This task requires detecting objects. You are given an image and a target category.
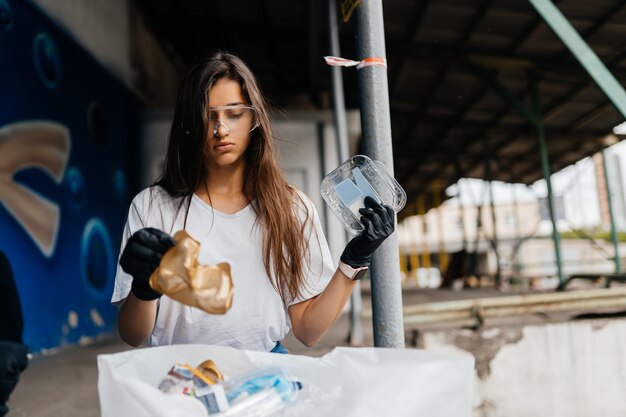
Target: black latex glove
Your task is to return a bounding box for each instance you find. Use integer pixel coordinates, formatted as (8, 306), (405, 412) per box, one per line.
(340, 196), (395, 268)
(119, 228), (176, 301)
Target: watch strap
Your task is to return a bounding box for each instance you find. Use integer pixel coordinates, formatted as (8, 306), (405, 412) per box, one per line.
(338, 260), (368, 281)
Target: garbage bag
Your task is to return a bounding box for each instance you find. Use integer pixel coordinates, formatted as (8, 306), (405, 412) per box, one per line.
(98, 344), (474, 417)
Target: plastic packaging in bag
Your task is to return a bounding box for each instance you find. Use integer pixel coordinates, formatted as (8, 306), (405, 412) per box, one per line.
(158, 362), (301, 416)
(98, 345), (474, 417)
(321, 155), (406, 235)
(158, 363), (228, 414)
(219, 366), (302, 416)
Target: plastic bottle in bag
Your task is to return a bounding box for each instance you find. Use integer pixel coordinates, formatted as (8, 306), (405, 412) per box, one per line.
(217, 366), (302, 416)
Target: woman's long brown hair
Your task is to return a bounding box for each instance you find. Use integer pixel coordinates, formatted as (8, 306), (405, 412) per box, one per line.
(156, 52), (310, 303)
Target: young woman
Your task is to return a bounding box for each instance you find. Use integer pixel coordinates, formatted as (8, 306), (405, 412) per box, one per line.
(112, 52), (395, 353)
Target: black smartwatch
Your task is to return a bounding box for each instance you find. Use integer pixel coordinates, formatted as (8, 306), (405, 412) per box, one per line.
(338, 260), (369, 281)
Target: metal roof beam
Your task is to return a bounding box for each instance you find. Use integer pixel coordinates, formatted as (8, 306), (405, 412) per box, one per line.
(568, 101), (614, 131)
(502, 138), (589, 184)
(529, 0), (626, 119)
(420, 0), (626, 188)
(397, 85), (489, 187)
(399, 3), (565, 200)
(386, 42), (626, 80)
(467, 62), (539, 127)
(388, 1), (430, 96)
(396, 0), (493, 184)
(462, 3), (626, 177)
(507, 0), (562, 52)
(576, 0), (626, 42)
(449, 36), (626, 189)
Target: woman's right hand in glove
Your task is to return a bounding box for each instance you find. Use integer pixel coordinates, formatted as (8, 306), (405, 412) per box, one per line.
(119, 228), (176, 301)
(340, 196), (395, 268)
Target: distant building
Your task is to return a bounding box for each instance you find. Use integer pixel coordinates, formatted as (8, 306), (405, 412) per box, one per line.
(398, 178), (626, 285)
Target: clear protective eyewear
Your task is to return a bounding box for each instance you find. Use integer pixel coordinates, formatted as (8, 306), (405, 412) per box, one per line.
(208, 105), (259, 137)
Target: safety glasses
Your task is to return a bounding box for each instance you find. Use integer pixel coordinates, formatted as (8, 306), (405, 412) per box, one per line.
(208, 105), (259, 137)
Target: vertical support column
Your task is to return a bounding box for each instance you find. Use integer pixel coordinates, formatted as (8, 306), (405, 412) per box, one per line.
(532, 76), (565, 287)
(511, 184), (524, 278)
(410, 201), (421, 284)
(457, 182), (469, 287)
(458, 179), (468, 251)
(600, 144), (622, 285)
(328, 0), (363, 345)
(328, 0), (349, 162)
(489, 180), (501, 286)
(308, 0), (321, 107)
(418, 196), (431, 269)
(433, 181), (448, 274)
(469, 204), (482, 280)
(484, 139), (501, 286)
(356, 0), (404, 348)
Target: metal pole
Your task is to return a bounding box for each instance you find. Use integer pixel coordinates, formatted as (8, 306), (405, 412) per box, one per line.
(329, 0), (350, 161)
(356, 0), (405, 348)
(410, 201), (421, 284)
(600, 145), (621, 283)
(418, 197), (431, 269)
(328, 0), (363, 346)
(469, 199), (483, 279)
(511, 184), (524, 278)
(459, 179), (468, 251)
(488, 179), (501, 286)
(484, 139), (501, 287)
(308, 0), (321, 107)
(433, 181), (448, 273)
(512, 185), (522, 247)
(532, 76), (565, 287)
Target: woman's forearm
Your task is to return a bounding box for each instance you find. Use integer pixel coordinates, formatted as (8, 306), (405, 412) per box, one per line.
(289, 269), (357, 346)
(117, 293), (158, 347)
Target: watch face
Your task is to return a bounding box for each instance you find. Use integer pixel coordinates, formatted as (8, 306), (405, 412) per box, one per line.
(353, 268), (368, 281)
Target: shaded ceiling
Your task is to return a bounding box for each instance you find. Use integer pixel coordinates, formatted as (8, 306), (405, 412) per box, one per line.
(133, 0), (626, 217)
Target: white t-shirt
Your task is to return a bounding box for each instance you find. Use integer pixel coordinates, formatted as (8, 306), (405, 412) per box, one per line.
(111, 186), (335, 351)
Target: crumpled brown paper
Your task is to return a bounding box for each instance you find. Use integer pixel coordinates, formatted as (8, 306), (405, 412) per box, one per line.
(149, 231), (234, 314)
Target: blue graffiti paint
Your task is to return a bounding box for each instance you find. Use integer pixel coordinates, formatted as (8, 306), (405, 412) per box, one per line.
(63, 167), (85, 209)
(80, 219), (114, 301)
(0, 0), (13, 30)
(113, 169), (127, 201)
(1, 1), (139, 352)
(33, 32), (61, 89)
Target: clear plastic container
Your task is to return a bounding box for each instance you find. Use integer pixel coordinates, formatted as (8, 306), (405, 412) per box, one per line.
(321, 155), (406, 235)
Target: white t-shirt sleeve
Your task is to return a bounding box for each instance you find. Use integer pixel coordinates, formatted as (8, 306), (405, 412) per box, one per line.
(287, 192), (336, 306)
(111, 190), (152, 305)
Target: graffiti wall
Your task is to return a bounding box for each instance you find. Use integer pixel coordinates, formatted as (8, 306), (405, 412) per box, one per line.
(0, 0), (138, 351)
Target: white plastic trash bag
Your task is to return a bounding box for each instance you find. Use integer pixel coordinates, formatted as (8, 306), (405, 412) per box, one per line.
(98, 344), (474, 417)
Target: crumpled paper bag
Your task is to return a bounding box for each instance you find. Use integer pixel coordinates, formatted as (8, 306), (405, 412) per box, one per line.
(150, 231), (234, 314)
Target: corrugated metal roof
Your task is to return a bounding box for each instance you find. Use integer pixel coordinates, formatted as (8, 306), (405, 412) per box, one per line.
(134, 0), (626, 216)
